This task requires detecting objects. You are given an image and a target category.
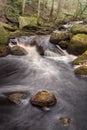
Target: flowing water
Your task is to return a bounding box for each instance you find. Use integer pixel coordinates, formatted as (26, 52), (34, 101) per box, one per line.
(0, 35), (87, 130)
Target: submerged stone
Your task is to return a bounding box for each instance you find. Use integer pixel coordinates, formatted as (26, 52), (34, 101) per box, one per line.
(68, 34), (87, 55)
(74, 66), (87, 75)
(30, 91), (57, 108)
(60, 117), (71, 126)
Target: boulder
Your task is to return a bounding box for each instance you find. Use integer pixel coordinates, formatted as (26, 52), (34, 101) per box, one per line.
(10, 45), (26, 56)
(50, 31), (71, 44)
(71, 24), (87, 34)
(68, 34), (87, 55)
(30, 91), (57, 108)
(0, 45), (9, 57)
(60, 117), (71, 126)
(19, 16), (37, 30)
(0, 24), (9, 44)
(72, 51), (87, 65)
(59, 40), (69, 49)
(8, 92), (27, 104)
(74, 66), (87, 75)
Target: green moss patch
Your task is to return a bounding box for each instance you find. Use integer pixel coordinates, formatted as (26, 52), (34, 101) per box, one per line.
(74, 66), (87, 75)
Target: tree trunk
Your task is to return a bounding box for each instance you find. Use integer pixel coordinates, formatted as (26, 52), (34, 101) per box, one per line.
(37, 0), (41, 25)
(22, 0), (26, 15)
(49, 0), (54, 20)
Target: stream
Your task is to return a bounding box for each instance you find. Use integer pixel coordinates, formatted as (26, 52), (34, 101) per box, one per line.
(0, 34), (87, 130)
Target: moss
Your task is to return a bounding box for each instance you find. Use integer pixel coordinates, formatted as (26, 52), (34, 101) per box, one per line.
(30, 91), (57, 107)
(19, 16), (37, 30)
(59, 41), (69, 49)
(68, 34), (87, 55)
(0, 24), (9, 45)
(74, 66), (87, 75)
(72, 51), (87, 65)
(71, 24), (87, 34)
(50, 31), (71, 44)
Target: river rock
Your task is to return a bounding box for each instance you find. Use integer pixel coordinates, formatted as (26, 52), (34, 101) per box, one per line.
(71, 24), (87, 34)
(0, 24), (9, 44)
(8, 92), (27, 104)
(60, 117), (71, 126)
(30, 91), (57, 107)
(58, 40), (69, 49)
(68, 34), (87, 55)
(72, 51), (87, 65)
(19, 16), (37, 30)
(10, 45), (26, 56)
(50, 31), (71, 44)
(74, 66), (87, 75)
(0, 45), (9, 57)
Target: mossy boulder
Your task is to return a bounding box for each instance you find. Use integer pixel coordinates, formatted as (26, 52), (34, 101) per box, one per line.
(0, 22), (17, 32)
(8, 92), (27, 104)
(71, 24), (87, 34)
(74, 66), (87, 75)
(0, 45), (9, 57)
(59, 41), (69, 49)
(10, 45), (26, 56)
(68, 34), (87, 55)
(30, 91), (57, 108)
(0, 24), (9, 44)
(19, 16), (37, 30)
(50, 31), (71, 44)
(72, 51), (87, 65)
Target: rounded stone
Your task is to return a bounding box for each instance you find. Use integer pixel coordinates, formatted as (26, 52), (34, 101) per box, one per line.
(8, 92), (27, 104)
(30, 91), (57, 107)
(60, 117), (71, 126)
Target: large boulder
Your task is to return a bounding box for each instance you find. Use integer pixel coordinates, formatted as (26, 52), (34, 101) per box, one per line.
(0, 24), (9, 44)
(0, 45), (9, 57)
(74, 66), (87, 75)
(68, 34), (87, 55)
(30, 91), (57, 108)
(71, 24), (87, 34)
(50, 31), (71, 44)
(19, 16), (37, 30)
(10, 45), (26, 56)
(72, 51), (87, 65)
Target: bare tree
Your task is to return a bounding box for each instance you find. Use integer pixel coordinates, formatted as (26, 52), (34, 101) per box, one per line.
(37, 0), (41, 25)
(49, 0), (55, 20)
(22, 0), (26, 15)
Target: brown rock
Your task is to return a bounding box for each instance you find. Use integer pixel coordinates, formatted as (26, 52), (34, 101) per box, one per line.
(30, 91), (57, 107)
(60, 117), (71, 126)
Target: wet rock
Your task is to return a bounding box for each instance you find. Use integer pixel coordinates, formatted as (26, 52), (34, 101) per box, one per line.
(19, 16), (37, 30)
(0, 24), (9, 44)
(71, 24), (87, 34)
(30, 91), (57, 108)
(68, 34), (87, 55)
(72, 51), (87, 65)
(50, 31), (71, 44)
(59, 40), (69, 49)
(10, 45), (26, 56)
(60, 117), (71, 126)
(0, 45), (9, 57)
(74, 66), (87, 75)
(8, 92), (27, 104)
